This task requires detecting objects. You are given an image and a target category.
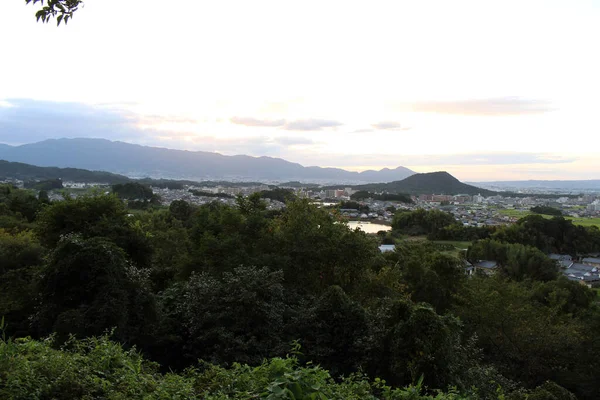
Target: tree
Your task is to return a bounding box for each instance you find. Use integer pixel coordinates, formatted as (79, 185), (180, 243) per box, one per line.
(468, 239), (558, 281)
(391, 209), (455, 237)
(273, 199), (380, 293)
(34, 236), (157, 344)
(169, 199), (194, 222)
(182, 266), (287, 365)
(454, 276), (599, 397)
(295, 286), (370, 376)
(35, 194), (153, 267)
(531, 205), (563, 216)
(26, 0), (82, 25)
(391, 241), (467, 313)
(366, 298), (478, 391)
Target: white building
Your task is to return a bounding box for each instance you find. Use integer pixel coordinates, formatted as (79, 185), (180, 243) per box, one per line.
(473, 194), (484, 203)
(587, 200), (600, 212)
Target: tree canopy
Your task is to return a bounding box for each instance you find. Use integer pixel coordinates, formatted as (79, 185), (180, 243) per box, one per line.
(26, 0), (82, 25)
(0, 192), (598, 399)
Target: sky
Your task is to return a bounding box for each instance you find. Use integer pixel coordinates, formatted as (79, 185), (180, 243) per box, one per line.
(1, 0), (600, 181)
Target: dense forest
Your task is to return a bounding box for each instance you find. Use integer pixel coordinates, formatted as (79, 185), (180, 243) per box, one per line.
(1, 184), (600, 399)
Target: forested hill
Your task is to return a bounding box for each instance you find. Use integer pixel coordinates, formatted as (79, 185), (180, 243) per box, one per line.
(352, 171), (496, 196)
(0, 160), (131, 184)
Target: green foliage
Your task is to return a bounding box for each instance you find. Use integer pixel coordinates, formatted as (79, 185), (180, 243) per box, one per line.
(273, 200), (380, 293)
(35, 194), (153, 267)
(353, 171), (496, 196)
(432, 224), (495, 242)
(340, 200), (370, 213)
(295, 286), (370, 377)
(0, 229), (45, 274)
(169, 199), (195, 221)
(492, 214), (600, 255)
(0, 185), (41, 223)
(0, 230), (44, 335)
(387, 242), (467, 312)
(112, 182), (159, 209)
(260, 188), (297, 203)
(0, 334), (475, 399)
(26, 0), (82, 25)
(0, 184), (598, 399)
(0, 160), (130, 183)
(351, 191), (413, 203)
(392, 209), (456, 237)
(182, 266), (288, 365)
(34, 236), (157, 344)
(189, 189), (234, 198)
(467, 239), (558, 281)
(530, 205), (563, 216)
(454, 276), (599, 398)
(24, 178), (63, 191)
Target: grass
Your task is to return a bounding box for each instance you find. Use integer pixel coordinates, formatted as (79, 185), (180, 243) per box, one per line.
(433, 240), (472, 250)
(498, 209), (600, 228)
(569, 217), (600, 228)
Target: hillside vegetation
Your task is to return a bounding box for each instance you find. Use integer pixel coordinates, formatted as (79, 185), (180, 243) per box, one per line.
(0, 160), (130, 184)
(1, 185), (599, 399)
(353, 172), (496, 196)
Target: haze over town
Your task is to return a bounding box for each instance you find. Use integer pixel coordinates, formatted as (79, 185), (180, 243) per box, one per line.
(2, 0), (600, 181)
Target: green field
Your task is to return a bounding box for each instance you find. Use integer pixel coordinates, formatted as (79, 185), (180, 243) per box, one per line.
(498, 209), (600, 228)
(433, 240), (472, 249)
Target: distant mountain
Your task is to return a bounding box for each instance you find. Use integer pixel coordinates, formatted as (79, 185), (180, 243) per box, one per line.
(470, 180), (600, 192)
(0, 138), (415, 184)
(0, 160), (131, 184)
(352, 171), (496, 196)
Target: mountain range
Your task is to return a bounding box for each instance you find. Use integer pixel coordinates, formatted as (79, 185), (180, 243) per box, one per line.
(0, 138), (415, 184)
(1, 158), (494, 197)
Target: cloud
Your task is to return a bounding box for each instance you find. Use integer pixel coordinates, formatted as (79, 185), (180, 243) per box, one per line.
(230, 116), (285, 127)
(230, 116), (343, 131)
(284, 118), (342, 131)
(292, 152), (577, 168)
(402, 97), (556, 116)
(371, 121), (412, 131)
(372, 121), (402, 130)
(273, 136), (315, 146)
(0, 98), (152, 144)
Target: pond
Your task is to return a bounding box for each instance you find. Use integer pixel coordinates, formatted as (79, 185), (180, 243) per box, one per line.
(347, 221), (391, 233)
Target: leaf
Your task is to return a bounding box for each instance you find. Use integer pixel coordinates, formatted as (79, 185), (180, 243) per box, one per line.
(57, 15), (63, 26)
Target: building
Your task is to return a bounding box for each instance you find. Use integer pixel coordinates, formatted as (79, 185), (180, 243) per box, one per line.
(473, 260), (498, 275)
(379, 244), (395, 253)
(582, 257), (600, 267)
(587, 200), (600, 212)
(324, 189), (337, 199)
(473, 194), (484, 203)
(549, 254), (574, 269)
(563, 263), (600, 288)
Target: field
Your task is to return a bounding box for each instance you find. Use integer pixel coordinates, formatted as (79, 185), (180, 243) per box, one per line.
(433, 240), (472, 250)
(498, 209), (600, 228)
(398, 236), (471, 257)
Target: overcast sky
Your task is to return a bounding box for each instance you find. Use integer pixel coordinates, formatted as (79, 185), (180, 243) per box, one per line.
(2, 0), (599, 181)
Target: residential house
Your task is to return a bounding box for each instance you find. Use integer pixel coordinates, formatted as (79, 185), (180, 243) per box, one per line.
(549, 254), (574, 269)
(562, 263), (600, 288)
(582, 257), (600, 267)
(473, 260), (498, 275)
